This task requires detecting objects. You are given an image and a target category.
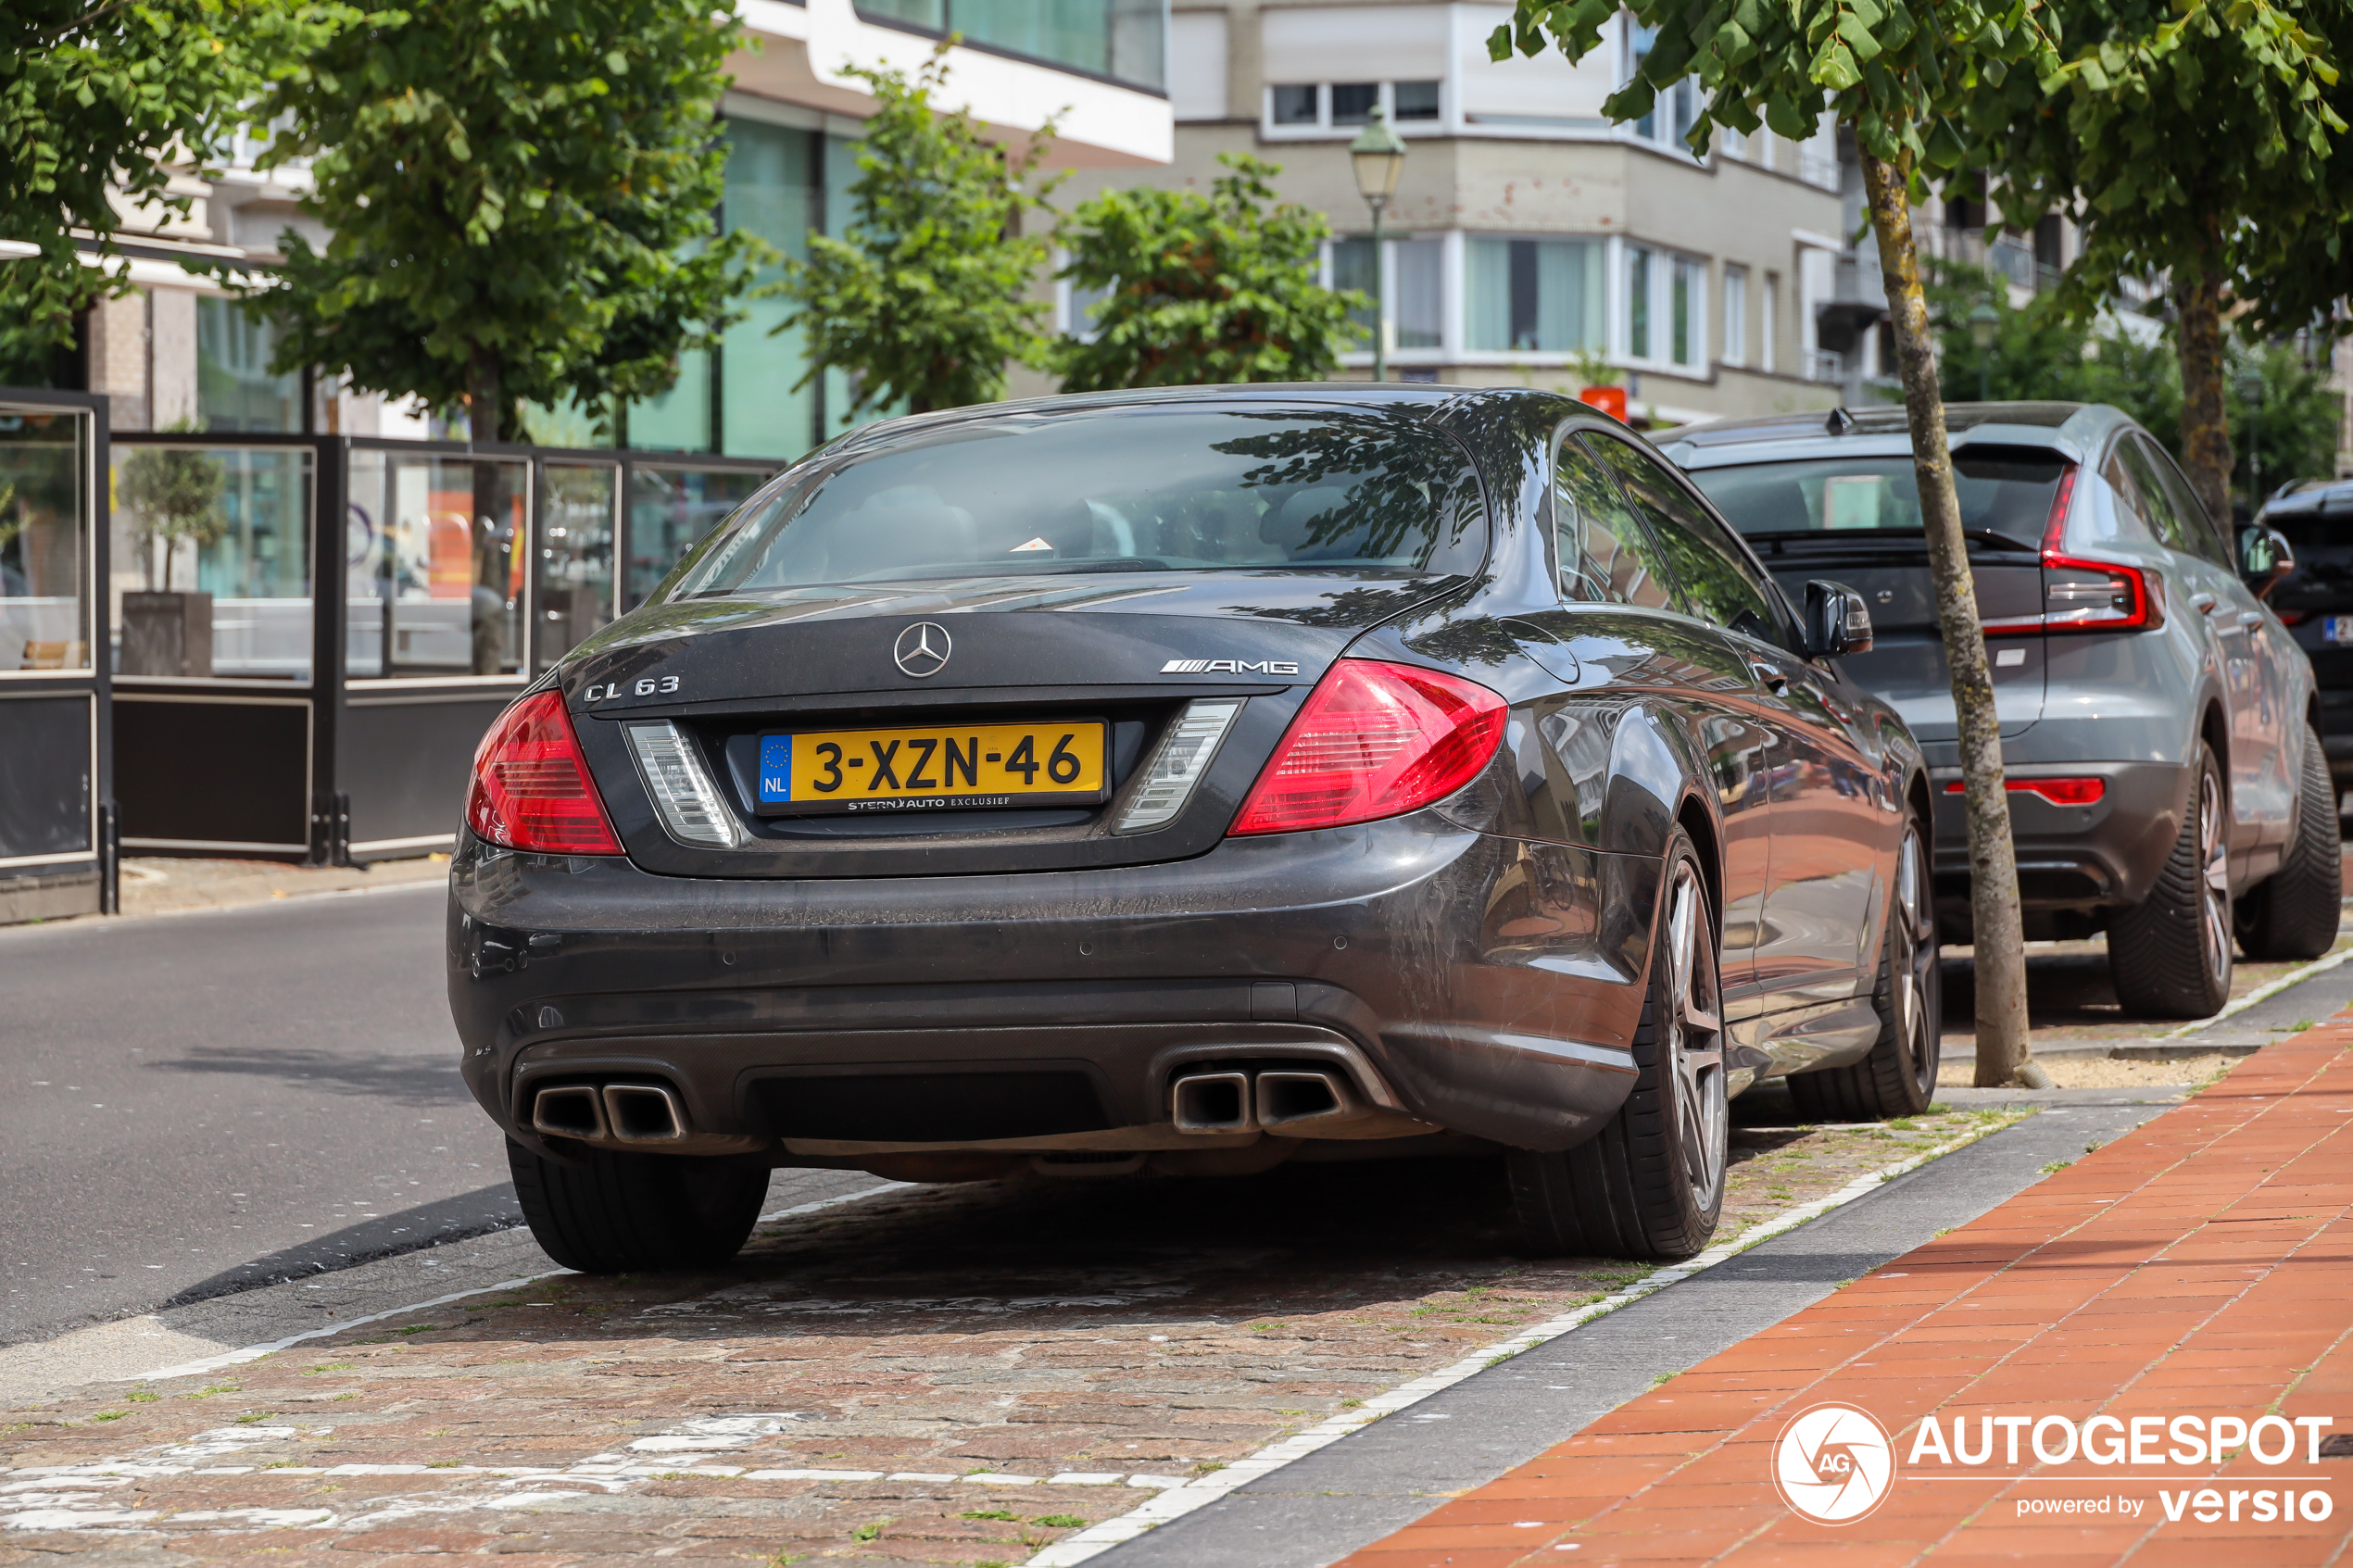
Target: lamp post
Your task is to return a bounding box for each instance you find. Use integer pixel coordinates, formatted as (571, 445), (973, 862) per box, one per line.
(1349, 106), (1407, 382)
(1969, 301), (1999, 404)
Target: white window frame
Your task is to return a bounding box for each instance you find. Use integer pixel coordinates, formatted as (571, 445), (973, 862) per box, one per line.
(1327, 231), (1453, 370)
(1761, 270), (1780, 373)
(1261, 78), (1449, 141)
(1621, 243), (1709, 374)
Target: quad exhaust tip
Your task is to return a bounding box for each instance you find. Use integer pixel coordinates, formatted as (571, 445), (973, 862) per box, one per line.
(531, 1082), (687, 1145)
(1170, 1066), (1360, 1134)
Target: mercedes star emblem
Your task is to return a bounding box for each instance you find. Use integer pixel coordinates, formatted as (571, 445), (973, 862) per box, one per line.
(893, 621), (952, 678)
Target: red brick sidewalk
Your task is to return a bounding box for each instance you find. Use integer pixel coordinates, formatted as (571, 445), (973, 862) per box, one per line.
(1338, 1028), (2353, 1566)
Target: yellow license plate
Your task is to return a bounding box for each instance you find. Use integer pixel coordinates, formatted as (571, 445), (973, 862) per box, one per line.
(755, 720), (1110, 816)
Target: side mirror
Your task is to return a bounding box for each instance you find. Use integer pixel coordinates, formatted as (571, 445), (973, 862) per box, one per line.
(2240, 525), (2296, 599)
(1806, 580), (1873, 658)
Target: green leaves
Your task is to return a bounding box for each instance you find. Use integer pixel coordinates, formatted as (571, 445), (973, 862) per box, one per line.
(768, 42), (1061, 420)
(1049, 153), (1363, 393)
(243, 0), (756, 437)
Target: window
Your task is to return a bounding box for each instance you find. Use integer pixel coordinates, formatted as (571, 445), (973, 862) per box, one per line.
(668, 408), (1489, 598)
(1628, 246), (1654, 359)
(1691, 451), (2070, 549)
(1331, 236), (1443, 351)
(1587, 433), (1791, 648)
(860, 0), (1166, 90)
(1466, 237), (1606, 353)
(720, 119), (821, 460)
(1393, 80), (1441, 120)
(1331, 82), (1380, 124)
(110, 443), (314, 679)
(1721, 265), (1747, 367)
(1271, 83), (1319, 124)
(2, 410), (89, 673)
(1626, 25), (1699, 149)
(197, 298), (303, 433)
(2135, 434), (2232, 567)
(1554, 432), (1677, 609)
(535, 463), (618, 671)
(346, 451), (526, 679)
(1761, 272), (1779, 372)
(1670, 257), (1703, 368)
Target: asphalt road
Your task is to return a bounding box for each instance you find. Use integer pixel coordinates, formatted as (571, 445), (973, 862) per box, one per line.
(0, 882), (514, 1348)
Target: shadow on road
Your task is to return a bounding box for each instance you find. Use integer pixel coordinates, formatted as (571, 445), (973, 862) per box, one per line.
(146, 1044), (475, 1107)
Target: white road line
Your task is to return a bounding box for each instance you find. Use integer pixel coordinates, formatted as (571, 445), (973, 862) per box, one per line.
(1023, 1116), (2021, 1567)
(118, 1183), (905, 1386)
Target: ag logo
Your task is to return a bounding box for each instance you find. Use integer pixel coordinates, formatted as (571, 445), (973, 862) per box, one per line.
(1771, 1403), (1894, 1524)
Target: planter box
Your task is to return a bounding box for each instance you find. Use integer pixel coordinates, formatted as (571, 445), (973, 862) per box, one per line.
(120, 590), (213, 677)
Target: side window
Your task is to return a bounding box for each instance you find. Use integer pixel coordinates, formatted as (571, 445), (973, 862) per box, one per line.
(1584, 433), (1794, 650)
(2098, 445), (2158, 543)
(2137, 434), (2233, 569)
(1553, 431), (1679, 610)
(2114, 438), (2190, 554)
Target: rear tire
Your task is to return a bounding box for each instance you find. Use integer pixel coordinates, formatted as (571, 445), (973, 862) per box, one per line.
(2109, 741), (2233, 1019)
(2236, 722), (2342, 961)
(508, 1137), (767, 1274)
(1508, 831), (1726, 1261)
(1789, 809), (1940, 1122)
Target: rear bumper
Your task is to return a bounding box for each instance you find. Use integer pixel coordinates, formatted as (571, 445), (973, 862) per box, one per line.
(1927, 759), (2190, 918)
(446, 813), (1661, 1161)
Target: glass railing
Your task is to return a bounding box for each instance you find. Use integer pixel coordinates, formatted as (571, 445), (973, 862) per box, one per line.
(857, 0), (1165, 90)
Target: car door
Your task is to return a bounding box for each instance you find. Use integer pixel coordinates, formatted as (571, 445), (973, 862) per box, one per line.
(1586, 432), (1884, 1008)
(2139, 433), (2298, 841)
(2119, 434), (2290, 845)
(1543, 430), (1777, 1010)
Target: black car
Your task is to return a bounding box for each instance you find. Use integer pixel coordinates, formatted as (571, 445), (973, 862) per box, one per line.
(2256, 477), (2353, 815)
(447, 386), (1934, 1273)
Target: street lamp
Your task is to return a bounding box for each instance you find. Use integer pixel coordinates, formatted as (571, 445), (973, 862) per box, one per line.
(1349, 105), (1407, 382)
(1968, 301), (1999, 403)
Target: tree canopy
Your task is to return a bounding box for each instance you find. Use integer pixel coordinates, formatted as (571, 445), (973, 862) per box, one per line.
(0, 0), (355, 383)
(1965, 0), (2342, 521)
(244, 0), (757, 441)
(1051, 155), (1362, 392)
(773, 43), (1061, 421)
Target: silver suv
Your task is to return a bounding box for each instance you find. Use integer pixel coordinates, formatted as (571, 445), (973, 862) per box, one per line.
(1663, 403), (2339, 1019)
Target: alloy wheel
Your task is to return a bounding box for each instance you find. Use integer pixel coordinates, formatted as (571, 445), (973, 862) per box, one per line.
(1663, 859), (1728, 1212)
(1893, 823), (1939, 1095)
(2197, 766), (2231, 988)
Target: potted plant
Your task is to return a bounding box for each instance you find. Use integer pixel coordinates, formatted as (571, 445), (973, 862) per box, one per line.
(118, 423), (228, 677)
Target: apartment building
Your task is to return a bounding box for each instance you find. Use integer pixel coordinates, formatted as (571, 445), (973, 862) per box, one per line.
(1054, 0), (1875, 424)
(61, 0), (1174, 458)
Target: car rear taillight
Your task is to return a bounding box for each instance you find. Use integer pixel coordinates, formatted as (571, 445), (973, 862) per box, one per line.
(1229, 659), (1507, 836)
(1981, 465), (2166, 636)
(466, 691), (624, 854)
(1944, 777), (2106, 806)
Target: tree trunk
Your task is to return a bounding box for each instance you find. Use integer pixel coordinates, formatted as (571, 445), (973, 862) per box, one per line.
(1859, 149), (2038, 1089)
(2174, 264), (2233, 525)
(468, 351), (502, 445)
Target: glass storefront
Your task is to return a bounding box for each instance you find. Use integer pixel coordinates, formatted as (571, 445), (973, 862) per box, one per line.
(535, 462), (619, 667)
(626, 464), (767, 610)
(0, 409), (88, 673)
(346, 451), (529, 678)
(107, 443), (313, 679)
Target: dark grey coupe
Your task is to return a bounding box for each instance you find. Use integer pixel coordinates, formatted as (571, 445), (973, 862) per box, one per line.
(447, 386), (1934, 1273)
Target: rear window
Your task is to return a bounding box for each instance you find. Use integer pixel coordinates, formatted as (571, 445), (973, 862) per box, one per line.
(663, 408), (1486, 598)
(1687, 448), (2070, 548)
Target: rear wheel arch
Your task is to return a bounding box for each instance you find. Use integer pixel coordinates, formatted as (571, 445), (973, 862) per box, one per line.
(1675, 794), (1724, 926)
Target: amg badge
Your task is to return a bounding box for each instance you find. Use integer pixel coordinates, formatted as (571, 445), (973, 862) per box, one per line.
(1162, 659), (1301, 675)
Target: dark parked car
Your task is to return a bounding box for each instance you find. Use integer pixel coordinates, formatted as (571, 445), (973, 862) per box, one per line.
(2254, 477), (2353, 811)
(1663, 403), (2339, 1021)
(448, 386), (1934, 1272)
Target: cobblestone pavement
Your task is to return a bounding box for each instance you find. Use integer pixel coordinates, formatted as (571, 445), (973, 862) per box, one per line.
(0, 1105), (2020, 1565)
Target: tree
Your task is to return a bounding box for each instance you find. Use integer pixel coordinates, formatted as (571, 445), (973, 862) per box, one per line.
(0, 0), (355, 383)
(1930, 267), (2341, 511)
(773, 42), (1061, 421)
(118, 424), (228, 593)
(1051, 154), (1362, 391)
(1969, 0), (2341, 523)
(244, 0), (760, 442)
(1494, 0), (2058, 1084)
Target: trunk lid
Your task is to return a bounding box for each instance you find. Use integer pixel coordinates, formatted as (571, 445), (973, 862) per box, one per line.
(557, 568), (1466, 879)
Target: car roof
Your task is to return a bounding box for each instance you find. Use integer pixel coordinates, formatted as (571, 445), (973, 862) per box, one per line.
(1659, 401), (2136, 470)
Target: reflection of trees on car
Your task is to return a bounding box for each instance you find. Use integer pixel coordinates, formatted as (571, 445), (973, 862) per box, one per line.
(1224, 583), (1465, 630)
(1212, 413), (1481, 565)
